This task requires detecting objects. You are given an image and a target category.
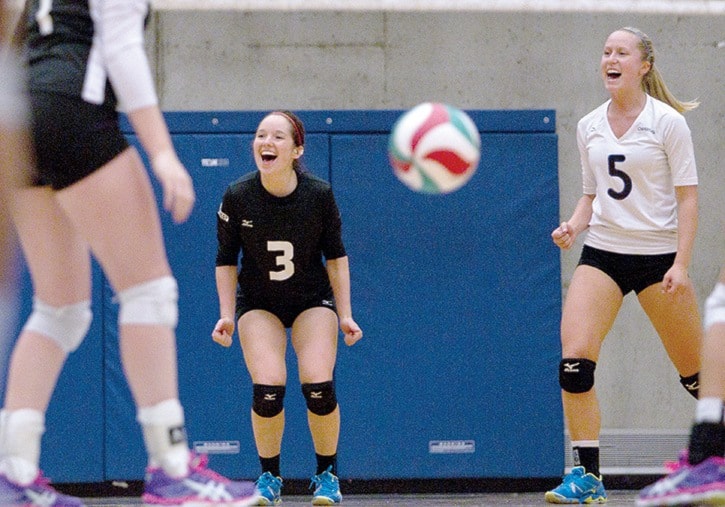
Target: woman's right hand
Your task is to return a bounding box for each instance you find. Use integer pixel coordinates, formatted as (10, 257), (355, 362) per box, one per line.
(551, 221), (576, 250)
(212, 317), (235, 347)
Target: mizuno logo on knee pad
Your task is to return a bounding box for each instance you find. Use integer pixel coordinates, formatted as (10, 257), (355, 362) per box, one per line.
(559, 358), (596, 393)
(302, 381), (337, 415)
(563, 361), (582, 373)
(253, 384), (286, 417)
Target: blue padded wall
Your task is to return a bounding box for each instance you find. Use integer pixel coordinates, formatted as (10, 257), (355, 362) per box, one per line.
(11, 109), (562, 483)
(332, 130), (561, 478)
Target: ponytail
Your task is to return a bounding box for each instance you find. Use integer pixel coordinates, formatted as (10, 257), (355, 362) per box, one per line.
(621, 27), (699, 113)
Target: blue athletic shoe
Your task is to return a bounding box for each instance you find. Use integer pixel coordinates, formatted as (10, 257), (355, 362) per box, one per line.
(254, 472), (282, 505)
(0, 471), (85, 506)
(310, 466), (342, 505)
(545, 466), (607, 504)
(636, 455), (725, 506)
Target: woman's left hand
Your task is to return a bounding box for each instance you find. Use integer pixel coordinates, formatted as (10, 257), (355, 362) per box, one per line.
(340, 317), (363, 346)
(212, 317), (235, 347)
(152, 150), (196, 224)
(662, 264), (689, 294)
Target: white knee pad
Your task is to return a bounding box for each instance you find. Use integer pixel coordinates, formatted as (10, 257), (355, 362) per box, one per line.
(23, 298), (92, 353)
(704, 283), (725, 330)
(117, 276), (178, 328)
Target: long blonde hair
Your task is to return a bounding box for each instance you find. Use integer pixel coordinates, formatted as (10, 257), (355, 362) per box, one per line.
(620, 27), (699, 113)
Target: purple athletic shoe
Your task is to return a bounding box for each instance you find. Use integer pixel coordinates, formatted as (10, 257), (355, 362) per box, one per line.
(637, 455), (725, 506)
(142, 453), (260, 507)
(0, 472), (85, 506)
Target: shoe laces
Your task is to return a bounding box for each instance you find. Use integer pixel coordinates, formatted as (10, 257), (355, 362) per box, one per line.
(664, 449), (690, 474)
(564, 467), (585, 482)
(310, 466), (337, 493)
(188, 452), (229, 484)
(256, 472), (281, 490)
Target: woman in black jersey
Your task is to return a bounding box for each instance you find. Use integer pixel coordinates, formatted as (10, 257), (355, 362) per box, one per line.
(213, 110), (363, 506)
(0, 1), (257, 506)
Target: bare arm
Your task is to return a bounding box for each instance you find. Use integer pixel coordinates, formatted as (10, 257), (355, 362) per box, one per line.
(661, 185), (698, 293)
(126, 106), (195, 224)
(211, 265), (238, 347)
(673, 185), (698, 269)
(92, 0), (194, 224)
(326, 256), (363, 346)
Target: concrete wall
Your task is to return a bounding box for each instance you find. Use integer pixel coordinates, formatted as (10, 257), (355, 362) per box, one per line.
(147, 10), (724, 433)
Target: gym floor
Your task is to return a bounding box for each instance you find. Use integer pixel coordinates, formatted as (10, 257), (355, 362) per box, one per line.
(65, 475), (656, 506)
(83, 491), (641, 506)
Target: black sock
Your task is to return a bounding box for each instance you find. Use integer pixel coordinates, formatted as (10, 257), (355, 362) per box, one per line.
(574, 446), (600, 477)
(260, 455), (281, 477)
(316, 453), (337, 476)
(680, 373), (700, 399)
(688, 422), (725, 465)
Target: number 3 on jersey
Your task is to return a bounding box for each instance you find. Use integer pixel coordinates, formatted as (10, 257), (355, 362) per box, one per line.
(268, 241), (294, 281)
(607, 154), (632, 200)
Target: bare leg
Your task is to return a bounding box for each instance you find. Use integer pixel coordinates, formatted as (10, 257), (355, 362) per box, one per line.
(239, 310), (288, 460)
(55, 148), (179, 406)
(560, 266), (622, 441)
(5, 187), (91, 412)
(638, 280), (701, 379)
(292, 307), (339, 458)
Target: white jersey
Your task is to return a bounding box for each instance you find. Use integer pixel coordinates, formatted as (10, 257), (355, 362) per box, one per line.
(577, 95), (698, 255)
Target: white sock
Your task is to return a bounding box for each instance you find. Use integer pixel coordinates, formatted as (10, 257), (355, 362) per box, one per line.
(694, 397), (724, 424)
(137, 399), (189, 478)
(0, 409), (45, 485)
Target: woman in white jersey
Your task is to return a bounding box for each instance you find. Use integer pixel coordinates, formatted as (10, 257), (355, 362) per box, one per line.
(545, 27), (702, 504)
(0, 1), (258, 506)
(638, 249), (725, 506)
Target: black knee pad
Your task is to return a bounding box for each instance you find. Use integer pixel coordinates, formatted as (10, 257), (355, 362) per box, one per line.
(301, 381), (338, 416)
(679, 373), (700, 399)
(559, 358), (596, 393)
(252, 384), (286, 418)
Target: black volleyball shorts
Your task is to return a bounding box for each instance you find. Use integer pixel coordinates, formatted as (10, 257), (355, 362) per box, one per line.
(30, 91), (129, 190)
(578, 245), (676, 295)
(236, 289), (337, 328)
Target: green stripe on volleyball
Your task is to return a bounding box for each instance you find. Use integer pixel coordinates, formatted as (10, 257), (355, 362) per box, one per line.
(388, 102), (481, 194)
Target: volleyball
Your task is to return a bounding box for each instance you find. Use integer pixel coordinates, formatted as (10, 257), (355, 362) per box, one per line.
(388, 102), (481, 194)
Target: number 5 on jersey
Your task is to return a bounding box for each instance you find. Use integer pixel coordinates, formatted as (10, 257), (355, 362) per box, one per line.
(607, 154), (632, 200)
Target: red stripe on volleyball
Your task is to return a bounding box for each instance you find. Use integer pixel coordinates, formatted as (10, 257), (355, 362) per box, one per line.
(389, 157), (412, 173)
(410, 103), (449, 152)
(425, 150), (470, 174)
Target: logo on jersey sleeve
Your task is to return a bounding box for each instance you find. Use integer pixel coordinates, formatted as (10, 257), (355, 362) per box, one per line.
(217, 203), (229, 223)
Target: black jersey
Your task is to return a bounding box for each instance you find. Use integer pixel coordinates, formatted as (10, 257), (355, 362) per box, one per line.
(216, 171), (347, 305)
(23, 0), (151, 110)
